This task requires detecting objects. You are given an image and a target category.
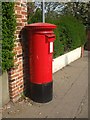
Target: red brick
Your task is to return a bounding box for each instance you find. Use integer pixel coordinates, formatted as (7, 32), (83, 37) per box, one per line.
(19, 89), (23, 94)
(11, 87), (19, 93)
(9, 85), (16, 89)
(16, 46), (22, 50)
(15, 0), (21, 3)
(9, 1), (27, 102)
(17, 50), (22, 54)
(18, 70), (23, 75)
(19, 57), (23, 61)
(15, 30), (20, 34)
(17, 82), (23, 87)
(11, 93), (19, 99)
(22, 23), (26, 26)
(17, 23), (23, 26)
(17, 19), (22, 23)
(18, 61), (22, 64)
(21, 11), (27, 15)
(18, 75), (23, 79)
(10, 81), (17, 86)
(22, 19), (27, 22)
(16, 14), (22, 18)
(19, 65), (23, 70)
(22, 15), (26, 19)
(15, 6), (21, 11)
(15, 2), (21, 6)
(18, 42), (22, 46)
(11, 73), (19, 78)
(22, 7), (26, 11)
(16, 26), (22, 30)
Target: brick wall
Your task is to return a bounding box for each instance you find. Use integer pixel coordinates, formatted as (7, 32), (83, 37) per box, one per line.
(8, 1), (29, 102)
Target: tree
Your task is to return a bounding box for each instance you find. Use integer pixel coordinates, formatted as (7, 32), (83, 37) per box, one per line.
(27, 2), (64, 23)
(63, 2), (89, 26)
(27, 2), (36, 23)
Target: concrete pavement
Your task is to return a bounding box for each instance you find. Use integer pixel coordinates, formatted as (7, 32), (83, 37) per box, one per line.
(2, 51), (88, 119)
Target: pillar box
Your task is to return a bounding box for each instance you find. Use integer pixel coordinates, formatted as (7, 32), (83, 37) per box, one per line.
(26, 23), (57, 103)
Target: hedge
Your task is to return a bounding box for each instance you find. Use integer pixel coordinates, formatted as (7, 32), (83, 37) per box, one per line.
(46, 15), (86, 58)
(2, 2), (16, 72)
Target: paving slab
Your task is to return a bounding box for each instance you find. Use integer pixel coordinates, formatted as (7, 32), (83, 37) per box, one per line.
(2, 51), (88, 119)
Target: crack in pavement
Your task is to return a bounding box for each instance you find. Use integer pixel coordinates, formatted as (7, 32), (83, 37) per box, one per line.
(73, 88), (88, 119)
(60, 65), (87, 101)
(49, 64), (87, 116)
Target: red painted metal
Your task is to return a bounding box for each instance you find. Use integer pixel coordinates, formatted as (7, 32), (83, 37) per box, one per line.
(26, 23), (56, 84)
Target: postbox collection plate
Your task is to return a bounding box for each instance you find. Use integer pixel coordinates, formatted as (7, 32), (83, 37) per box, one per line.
(50, 42), (53, 53)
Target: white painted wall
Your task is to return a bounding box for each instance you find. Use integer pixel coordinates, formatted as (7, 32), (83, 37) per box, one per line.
(53, 47), (81, 73)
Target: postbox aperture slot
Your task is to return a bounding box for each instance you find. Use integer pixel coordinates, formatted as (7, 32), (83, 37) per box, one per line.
(45, 34), (55, 42)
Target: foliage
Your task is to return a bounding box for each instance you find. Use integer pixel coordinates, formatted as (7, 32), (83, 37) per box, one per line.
(28, 2), (89, 27)
(64, 2), (89, 27)
(27, 2), (64, 24)
(27, 2), (36, 23)
(28, 3), (86, 58)
(2, 2), (16, 72)
(28, 8), (42, 23)
(46, 15), (86, 58)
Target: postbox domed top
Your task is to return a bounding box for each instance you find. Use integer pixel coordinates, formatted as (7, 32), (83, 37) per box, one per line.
(25, 23), (56, 30)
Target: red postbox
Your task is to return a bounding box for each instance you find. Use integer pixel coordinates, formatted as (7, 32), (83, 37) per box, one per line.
(26, 23), (56, 103)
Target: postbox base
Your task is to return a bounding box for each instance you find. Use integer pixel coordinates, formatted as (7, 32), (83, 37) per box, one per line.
(30, 81), (53, 103)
